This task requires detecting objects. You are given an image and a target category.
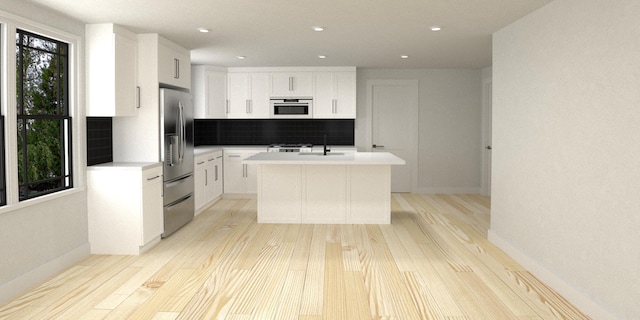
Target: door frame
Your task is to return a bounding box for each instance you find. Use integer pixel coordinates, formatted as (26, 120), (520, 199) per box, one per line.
(365, 79), (419, 193)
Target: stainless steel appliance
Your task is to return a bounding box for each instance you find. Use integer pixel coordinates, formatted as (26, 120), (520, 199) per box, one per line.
(267, 143), (313, 153)
(270, 98), (313, 118)
(160, 88), (194, 238)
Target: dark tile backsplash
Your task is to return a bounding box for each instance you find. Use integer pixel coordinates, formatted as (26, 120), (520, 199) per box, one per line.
(86, 118), (353, 165)
(86, 117), (113, 166)
(194, 119), (354, 146)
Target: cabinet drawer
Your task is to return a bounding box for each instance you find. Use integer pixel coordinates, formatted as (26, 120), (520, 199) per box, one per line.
(142, 166), (163, 187)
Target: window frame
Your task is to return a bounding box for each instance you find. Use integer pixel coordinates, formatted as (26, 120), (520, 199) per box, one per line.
(15, 29), (73, 201)
(0, 11), (83, 211)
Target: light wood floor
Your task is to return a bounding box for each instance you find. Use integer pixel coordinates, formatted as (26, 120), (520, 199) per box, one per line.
(0, 194), (590, 319)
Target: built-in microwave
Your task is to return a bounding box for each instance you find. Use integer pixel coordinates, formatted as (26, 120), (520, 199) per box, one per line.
(270, 98), (313, 118)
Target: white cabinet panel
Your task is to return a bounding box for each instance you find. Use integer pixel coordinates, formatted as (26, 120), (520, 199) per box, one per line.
(271, 72), (313, 97)
(257, 164), (302, 223)
(313, 71), (356, 119)
(223, 149), (261, 194)
(227, 73), (270, 118)
(88, 164), (163, 255)
(158, 38), (191, 89)
(86, 23), (138, 117)
(195, 150), (223, 212)
(192, 66), (227, 119)
(304, 165), (347, 223)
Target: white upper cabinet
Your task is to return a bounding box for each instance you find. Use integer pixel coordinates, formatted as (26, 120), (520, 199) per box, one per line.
(313, 71), (356, 118)
(86, 23), (138, 117)
(271, 72), (313, 97)
(158, 37), (191, 89)
(227, 72), (270, 118)
(192, 65), (227, 119)
(191, 67), (356, 119)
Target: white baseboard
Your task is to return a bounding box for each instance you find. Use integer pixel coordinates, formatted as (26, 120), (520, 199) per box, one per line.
(0, 243), (90, 305)
(414, 187), (482, 194)
(488, 230), (614, 320)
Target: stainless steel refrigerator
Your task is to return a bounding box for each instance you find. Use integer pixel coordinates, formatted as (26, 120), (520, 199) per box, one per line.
(160, 88), (194, 238)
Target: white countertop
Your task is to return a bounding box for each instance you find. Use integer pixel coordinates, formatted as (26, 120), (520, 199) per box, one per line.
(242, 152), (405, 165)
(87, 162), (162, 171)
(194, 146), (224, 155)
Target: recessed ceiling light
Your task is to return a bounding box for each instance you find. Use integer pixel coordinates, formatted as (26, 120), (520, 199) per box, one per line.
(318, 55), (327, 59)
(237, 56), (246, 59)
(197, 27), (210, 33)
(401, 55), (409, 59)
(312, 26), (325, 32)
(430, 26), (442, 31)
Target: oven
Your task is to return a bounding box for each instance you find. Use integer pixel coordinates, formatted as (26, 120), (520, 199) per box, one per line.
(270, 98), (313, 118)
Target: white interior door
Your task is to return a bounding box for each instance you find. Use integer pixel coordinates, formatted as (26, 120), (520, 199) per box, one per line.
(482, 79), (492, 196)
(367, 79), (419, 193)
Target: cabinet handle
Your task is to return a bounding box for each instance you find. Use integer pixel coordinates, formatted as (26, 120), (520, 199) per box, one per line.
(208, 158), (215, 162)
(136, 86), (141, 109)
(246, 100), (250, 114)
(215, 165), (218, 181)
(228, 154), (241, 158)
(289, 76), (293, 91)
(146, 175), (160, 181)
(205, 169), (208, 186)
(243, 164), (247, 177)
(197, 161), (205, 165)
(174, 58), (180, 79)
(226, 99), (229, 114)
(216, 155), (223, 159)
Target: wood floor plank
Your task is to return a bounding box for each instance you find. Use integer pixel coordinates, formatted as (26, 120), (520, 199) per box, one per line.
(0, 194), (590, 320)
(127, 268), (195, 319)
(299, 225), (327, 316)
(323, 243), (346, 319)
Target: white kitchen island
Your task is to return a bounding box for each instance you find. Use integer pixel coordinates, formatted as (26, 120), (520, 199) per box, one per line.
(243, 152), (405, 224)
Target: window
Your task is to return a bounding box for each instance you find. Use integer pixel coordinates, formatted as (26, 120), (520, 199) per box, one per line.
(15, 29), (72, 201)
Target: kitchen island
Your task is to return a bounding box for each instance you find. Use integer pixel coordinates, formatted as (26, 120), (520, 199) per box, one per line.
(243, 152), (405, 224)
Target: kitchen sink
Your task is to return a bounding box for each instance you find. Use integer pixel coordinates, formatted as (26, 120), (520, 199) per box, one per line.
(298, 152), (345, 156)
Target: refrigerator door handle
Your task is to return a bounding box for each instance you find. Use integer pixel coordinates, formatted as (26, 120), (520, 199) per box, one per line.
(178, 101), (185, 163)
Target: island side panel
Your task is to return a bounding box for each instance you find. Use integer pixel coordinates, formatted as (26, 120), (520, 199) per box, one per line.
(347, 165), (391, 224)
(303, 165), (347, 224)
(257, 165), (303, 223)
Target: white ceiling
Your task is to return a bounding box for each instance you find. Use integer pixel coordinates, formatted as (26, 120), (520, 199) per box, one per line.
(26, 0), (552, 68)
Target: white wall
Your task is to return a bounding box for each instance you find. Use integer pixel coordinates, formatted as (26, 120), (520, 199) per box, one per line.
(356, 68), (483, 193)
(491, 0), (640, 318)
(0, 1), (89, 303)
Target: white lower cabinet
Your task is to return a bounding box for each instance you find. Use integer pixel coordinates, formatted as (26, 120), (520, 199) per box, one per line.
(223, 149), (261, 194)
(195, 150), (223, 213)
(87, 163), (163, 255)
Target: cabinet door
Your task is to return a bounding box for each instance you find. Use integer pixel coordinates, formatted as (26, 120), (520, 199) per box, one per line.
(205, 155), (217, 203)
(86, 24), (137, 117)
(227, 73), (249, 118)
(291, 73), (313, 96)
(312, 72), (335, 118)
(334, 72), (357, 118)
(244, 152), (259, 193)
(113, 34), (138, 116)
(206, 71), (227, 118)
(141, 169), (163, 245)
(212, 154), (223, 199)
(271, 73), (292, 97)
(194, 157), (207, 210)
(249, 73), (270, 118)
(158, 42), (191, 89)
(223, 152), (245, 193)
(271, 73), (313, 97)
